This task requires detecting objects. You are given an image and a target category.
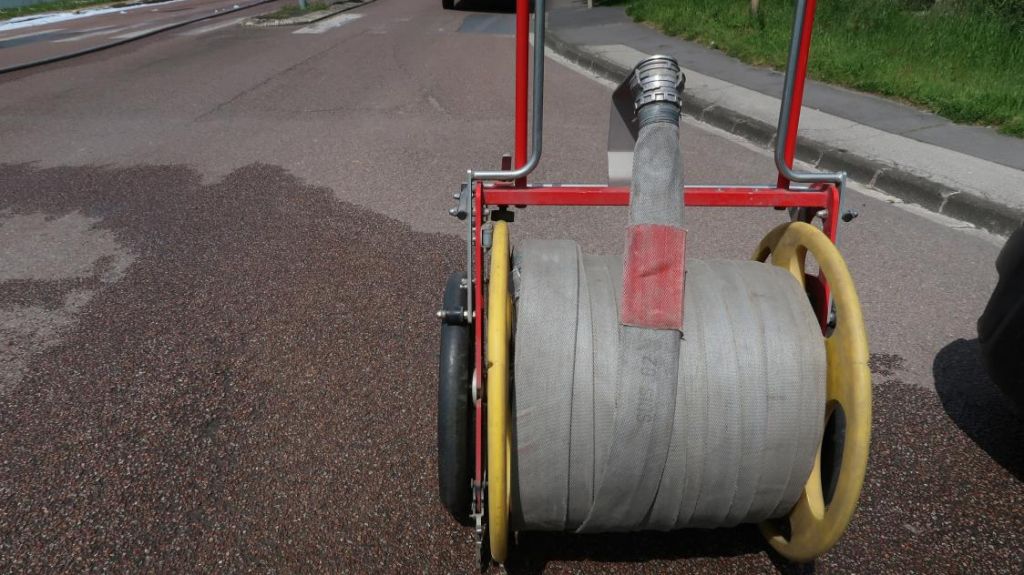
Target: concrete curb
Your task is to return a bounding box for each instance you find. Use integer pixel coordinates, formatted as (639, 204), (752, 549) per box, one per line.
(547, 28), (1024, 237)
(243, 0), (370, 27)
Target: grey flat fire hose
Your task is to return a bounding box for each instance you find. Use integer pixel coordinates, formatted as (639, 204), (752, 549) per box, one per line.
(509, 56), (825, 532)
(580, 58), (688, 533)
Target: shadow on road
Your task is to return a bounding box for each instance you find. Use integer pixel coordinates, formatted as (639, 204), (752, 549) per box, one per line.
(503, 526), (814, 574)
(933, 338), (1024, 481)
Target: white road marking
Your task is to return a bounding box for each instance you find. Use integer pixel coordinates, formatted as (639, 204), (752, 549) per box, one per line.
(0, 27), (64, 42)
(293, 13), (361, 34)
(111, 25), (168, 40)
(53, 26), (123, 43)
(178, 17), (245, 36)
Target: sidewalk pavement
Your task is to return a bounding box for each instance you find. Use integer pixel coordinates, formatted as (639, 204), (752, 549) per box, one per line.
(546, 5), (1024, 237)
(244, 0), (369, 27)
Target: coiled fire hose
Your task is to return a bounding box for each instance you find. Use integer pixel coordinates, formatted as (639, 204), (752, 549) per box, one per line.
(484, 55), (870, 564)
(510, 56), (824, 533)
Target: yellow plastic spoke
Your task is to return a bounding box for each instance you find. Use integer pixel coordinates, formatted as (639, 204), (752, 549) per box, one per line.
(755, 222), (872, 562)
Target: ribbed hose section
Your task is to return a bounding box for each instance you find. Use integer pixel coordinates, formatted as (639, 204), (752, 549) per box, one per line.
(510, 249), (825, 532)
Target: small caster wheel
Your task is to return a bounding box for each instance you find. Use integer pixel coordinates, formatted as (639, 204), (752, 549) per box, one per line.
(437, 272), (472, 524)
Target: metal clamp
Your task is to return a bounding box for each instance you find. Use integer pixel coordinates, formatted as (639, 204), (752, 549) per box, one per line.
(628, 55), (685, 110)
(470, 476), (486, 563)
(607, 55), (685, 185)
(448, 183), (471, 220)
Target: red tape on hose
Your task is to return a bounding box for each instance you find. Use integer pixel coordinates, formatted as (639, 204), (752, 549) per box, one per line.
(620, 224), (687, 331)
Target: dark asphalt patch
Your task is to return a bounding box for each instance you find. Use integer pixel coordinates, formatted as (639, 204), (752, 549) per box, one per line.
(0, 31), (77, 50)
(0, 162), (471, 572)
(457, 13), (515, 36)
(830, 379), (1024, 574)
(869, 352), (905, 378)
(0, 277), (104, 309)
(0, 163), (1021, 572)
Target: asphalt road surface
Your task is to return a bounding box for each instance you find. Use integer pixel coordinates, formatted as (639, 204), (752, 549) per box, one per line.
(0, 0), (278, 70)
(1, 0), (1021, 572)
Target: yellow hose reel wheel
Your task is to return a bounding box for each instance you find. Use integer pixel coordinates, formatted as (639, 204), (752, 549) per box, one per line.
(754, 222), (871, 562)
(486, 221), (512, 564)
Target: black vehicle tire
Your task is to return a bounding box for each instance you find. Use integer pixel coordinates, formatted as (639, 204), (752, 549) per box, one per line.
(438, 272), (472, 524)
(442, 0), (454, 10)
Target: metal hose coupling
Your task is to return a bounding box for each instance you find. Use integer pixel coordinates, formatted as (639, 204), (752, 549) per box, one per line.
(628, 56), (685, 127)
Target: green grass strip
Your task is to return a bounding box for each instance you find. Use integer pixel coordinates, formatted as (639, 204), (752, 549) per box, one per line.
(0, 0), (163, 22)
(625, 0), (1024, 137)
(257, 1), (328, 20)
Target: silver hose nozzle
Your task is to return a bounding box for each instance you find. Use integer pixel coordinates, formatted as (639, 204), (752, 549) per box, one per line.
(628, 56), (685, 111)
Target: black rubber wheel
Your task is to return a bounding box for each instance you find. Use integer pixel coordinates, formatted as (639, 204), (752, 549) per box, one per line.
(438, 272), (472, 524)
(442, 0), (454, 10)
